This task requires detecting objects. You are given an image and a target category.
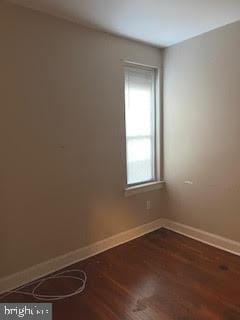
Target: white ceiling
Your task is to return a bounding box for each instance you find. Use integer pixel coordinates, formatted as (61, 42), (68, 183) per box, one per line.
(9, 0), (240, 47)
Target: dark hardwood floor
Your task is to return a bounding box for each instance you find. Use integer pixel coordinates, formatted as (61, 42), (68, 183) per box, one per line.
(1, 228), (240, 319)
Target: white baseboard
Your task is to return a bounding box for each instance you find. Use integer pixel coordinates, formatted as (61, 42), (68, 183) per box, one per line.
(0, 218), (164, 295)
(1, 217), (240, 296)
(162, 219), (240, 257)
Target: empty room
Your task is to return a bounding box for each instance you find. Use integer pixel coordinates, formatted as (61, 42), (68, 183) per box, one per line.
(1, 0), (240, 319)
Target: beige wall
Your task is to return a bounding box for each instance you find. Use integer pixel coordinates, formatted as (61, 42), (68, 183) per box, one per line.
(164, 21), (240, 242)
(3, 0), (240, 281)
(0, 2), (166, 278)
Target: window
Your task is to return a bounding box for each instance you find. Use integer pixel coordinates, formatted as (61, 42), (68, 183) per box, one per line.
(124, 64), (158, 187)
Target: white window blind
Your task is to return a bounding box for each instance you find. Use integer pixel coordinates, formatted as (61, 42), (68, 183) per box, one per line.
(124, 65), (156, 186)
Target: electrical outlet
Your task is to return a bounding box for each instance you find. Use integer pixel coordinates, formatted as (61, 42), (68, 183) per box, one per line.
(146, 200), (151, 210)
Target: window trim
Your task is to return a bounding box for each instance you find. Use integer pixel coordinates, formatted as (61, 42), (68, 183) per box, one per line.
(124, 181), (165, 197)
(123, 62), (162, 192)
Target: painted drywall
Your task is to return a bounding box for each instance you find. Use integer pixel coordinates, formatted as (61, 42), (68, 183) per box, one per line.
(0, 2), (166, 278)
(164, 21), (240, 242)
(9, 0), (240, 47)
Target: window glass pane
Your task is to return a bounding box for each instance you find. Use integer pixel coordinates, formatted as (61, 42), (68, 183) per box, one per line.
(125, 69), (155, 138)
(125, 65), (156, 186)
(127, 138), (154, 185)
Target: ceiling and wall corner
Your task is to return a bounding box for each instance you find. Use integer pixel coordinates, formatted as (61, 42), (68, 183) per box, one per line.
(6, 0), (240, 47)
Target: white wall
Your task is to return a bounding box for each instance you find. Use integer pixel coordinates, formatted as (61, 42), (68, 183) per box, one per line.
(164, 21), (240, 242)
(0, 2), (166, 278)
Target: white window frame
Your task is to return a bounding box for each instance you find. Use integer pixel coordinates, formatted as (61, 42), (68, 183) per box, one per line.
(123, 62), (164, 196)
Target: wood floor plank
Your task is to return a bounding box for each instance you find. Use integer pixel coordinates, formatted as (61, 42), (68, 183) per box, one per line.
(1, 228), (240, 319)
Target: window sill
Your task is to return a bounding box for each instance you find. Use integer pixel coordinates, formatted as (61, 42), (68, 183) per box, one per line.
(124, 181), (165, 197)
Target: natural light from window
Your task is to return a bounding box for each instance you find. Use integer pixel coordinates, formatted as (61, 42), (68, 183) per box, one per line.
(125, 65), (156, 186)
